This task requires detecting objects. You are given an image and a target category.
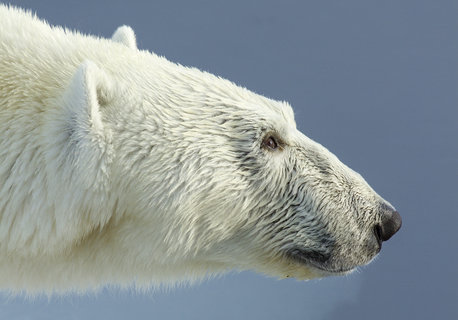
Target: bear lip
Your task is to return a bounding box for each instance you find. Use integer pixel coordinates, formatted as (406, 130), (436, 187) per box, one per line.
(284, 248), (355, 274)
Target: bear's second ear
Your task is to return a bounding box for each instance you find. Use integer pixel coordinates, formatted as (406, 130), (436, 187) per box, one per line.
(111, 25), (137, 49)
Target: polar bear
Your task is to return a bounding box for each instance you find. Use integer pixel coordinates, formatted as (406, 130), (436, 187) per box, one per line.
(0, 5), (401, 294)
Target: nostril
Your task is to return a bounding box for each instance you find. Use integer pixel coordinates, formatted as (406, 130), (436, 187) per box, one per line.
(374, 224), (383, 247)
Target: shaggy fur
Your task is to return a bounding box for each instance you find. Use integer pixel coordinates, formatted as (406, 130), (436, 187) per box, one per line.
(0, 5), (396, 294)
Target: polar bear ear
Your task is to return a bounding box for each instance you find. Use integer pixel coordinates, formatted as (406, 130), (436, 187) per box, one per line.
(55, 60), (114, 190)
(111, 25), (137, 49)
(63, 60), (113, 139)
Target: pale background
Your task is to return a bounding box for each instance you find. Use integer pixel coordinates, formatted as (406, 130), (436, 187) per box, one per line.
(1, 0), (457, 319)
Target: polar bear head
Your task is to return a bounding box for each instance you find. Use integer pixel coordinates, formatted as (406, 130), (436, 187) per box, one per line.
(58, 28), (401, 283)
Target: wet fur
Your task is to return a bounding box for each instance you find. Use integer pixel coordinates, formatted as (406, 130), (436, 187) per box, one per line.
(0, 5), (390, 294)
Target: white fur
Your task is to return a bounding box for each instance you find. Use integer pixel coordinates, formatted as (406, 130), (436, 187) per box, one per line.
(0, 5), (394, 294)
(111, 25), (137, 49)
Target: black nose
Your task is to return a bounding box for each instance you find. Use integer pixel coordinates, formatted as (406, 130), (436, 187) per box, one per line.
(374, 204), (402, 243)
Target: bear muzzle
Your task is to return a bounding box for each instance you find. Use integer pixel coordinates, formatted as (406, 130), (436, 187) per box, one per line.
(284, 202), (402, 276)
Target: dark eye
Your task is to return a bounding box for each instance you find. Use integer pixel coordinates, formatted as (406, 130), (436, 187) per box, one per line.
(263, 135), (279, 150)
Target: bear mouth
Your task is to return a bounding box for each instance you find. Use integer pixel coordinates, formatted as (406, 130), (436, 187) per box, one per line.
(284, 248), (356, 275)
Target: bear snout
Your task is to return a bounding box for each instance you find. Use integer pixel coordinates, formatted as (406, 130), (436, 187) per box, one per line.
(373, 203), (402, 247)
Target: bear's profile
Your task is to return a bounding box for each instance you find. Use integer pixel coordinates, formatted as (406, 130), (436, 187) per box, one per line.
(0, 5), (401, 293)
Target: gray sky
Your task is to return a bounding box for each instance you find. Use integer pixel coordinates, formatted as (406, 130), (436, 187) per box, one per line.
(1, 0), (457, 319)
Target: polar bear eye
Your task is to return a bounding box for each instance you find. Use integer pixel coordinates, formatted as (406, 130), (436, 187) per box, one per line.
(262, 135), (279, 150)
